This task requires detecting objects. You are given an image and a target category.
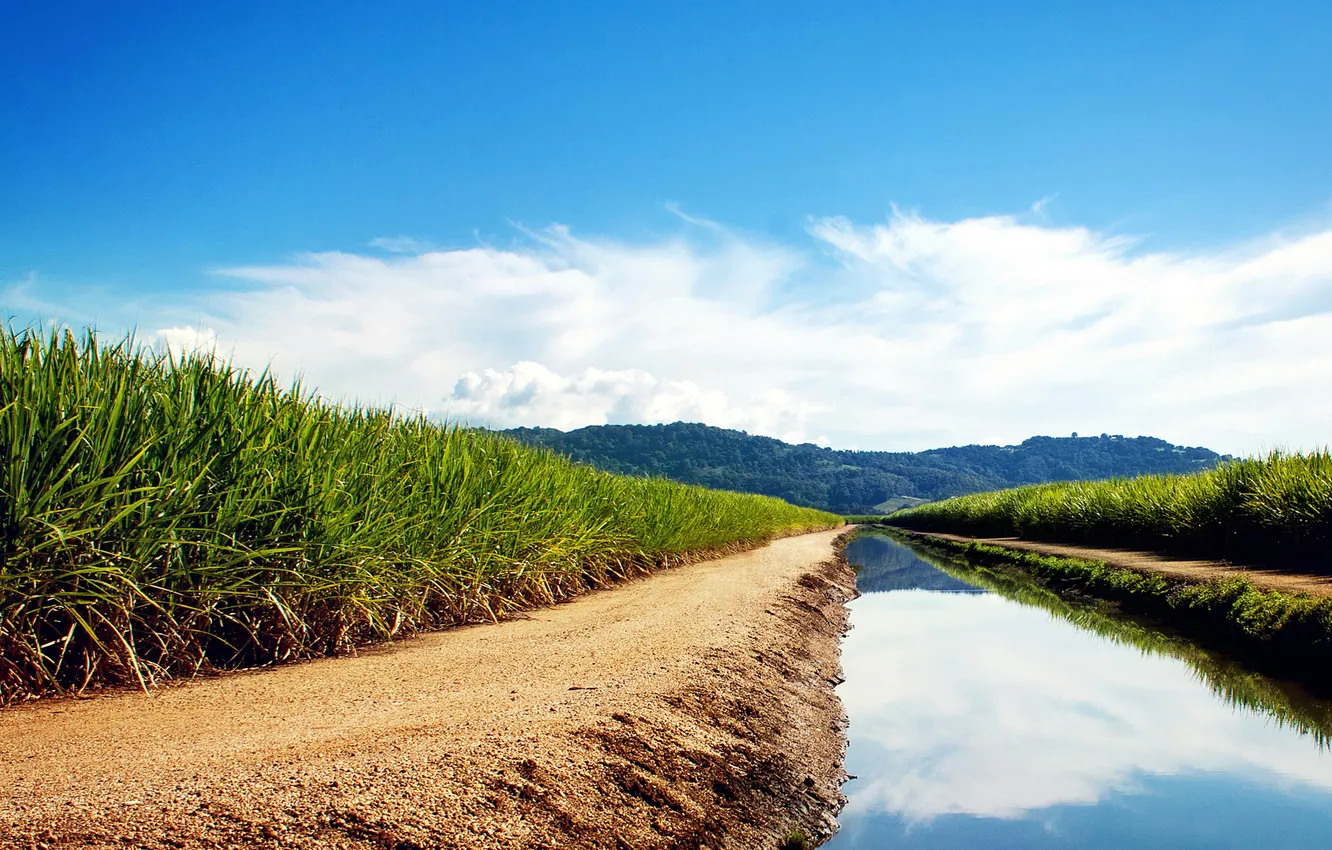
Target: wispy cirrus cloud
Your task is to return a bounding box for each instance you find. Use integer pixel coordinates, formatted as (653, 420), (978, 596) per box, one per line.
(368, 235), (439, 254)
(18, 207), (1329, 454)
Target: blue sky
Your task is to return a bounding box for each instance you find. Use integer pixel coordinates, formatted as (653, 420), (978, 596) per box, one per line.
(4, 1), (1332, 453)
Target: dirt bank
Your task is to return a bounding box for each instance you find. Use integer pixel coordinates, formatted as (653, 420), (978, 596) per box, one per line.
(0, 529), (856, 850)
(898, 530), (1332, 598)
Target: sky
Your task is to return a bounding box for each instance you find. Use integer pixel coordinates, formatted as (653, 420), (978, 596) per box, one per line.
(3, 1), (1331, 454)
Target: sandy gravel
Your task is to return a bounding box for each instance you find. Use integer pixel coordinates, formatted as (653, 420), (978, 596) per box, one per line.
(906, 531), (1332, 597)
(1, 529), (855, 850)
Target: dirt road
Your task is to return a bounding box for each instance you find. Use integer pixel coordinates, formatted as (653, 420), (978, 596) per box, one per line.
(1, 529), (854, 850)
(903, 530), (1332, 597)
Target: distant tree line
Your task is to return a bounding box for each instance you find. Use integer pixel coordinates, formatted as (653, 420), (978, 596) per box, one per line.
(501, 423), (1225, 515)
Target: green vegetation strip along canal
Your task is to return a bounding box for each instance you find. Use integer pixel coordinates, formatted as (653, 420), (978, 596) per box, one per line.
(829, 532), (1332, 849)
(886, 451), (1332, 571)
(888, 529), (1332, 690)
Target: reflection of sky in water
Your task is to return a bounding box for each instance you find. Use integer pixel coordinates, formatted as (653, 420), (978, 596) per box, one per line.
(830, 536), (1332, 849)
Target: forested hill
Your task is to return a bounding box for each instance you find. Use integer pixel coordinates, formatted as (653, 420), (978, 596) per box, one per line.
(502, 423), (1225, 515)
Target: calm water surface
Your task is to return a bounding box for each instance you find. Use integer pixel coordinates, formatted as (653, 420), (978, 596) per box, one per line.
(828, 533), (1332, 849)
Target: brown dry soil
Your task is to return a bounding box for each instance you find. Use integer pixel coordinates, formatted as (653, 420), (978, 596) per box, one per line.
(0, 529), (856, 850)
(902, 531), (1332, 597)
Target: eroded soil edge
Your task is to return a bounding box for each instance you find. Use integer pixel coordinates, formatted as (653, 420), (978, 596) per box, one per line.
(2, 533), (857, 849)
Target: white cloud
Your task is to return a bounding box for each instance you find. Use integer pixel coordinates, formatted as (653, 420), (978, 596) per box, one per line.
(1030, 193), (1057, 219)
(55, 209), (1332, 454)
(444, 361), (813, 441)
(154, 325), (218, 356)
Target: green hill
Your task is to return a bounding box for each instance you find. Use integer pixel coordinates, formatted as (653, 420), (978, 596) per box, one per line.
(502, 423), (1224, 515)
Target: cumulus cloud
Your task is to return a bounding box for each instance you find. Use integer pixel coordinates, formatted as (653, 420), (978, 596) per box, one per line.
(154, 325), (218, 356)
(444, 361), (813, 440)
(75, 208), (1332, 453)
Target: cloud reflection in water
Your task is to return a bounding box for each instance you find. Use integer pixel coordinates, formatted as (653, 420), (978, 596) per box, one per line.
(838, 583), (1332, 827)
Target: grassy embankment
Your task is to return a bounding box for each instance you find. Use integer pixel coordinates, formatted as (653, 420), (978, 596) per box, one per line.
(862, 531), (1332, 744)
(0, 327), (839, 705)
(879, 458), (1332, 683)
(892, 529), (1332, 684)
(886, 453), (1332, 569)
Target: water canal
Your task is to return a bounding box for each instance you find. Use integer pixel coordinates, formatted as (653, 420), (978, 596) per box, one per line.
(829, 532), (1332, 849)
